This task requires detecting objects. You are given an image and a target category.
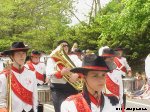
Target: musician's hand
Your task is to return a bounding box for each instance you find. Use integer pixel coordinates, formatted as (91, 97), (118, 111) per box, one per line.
(61, 68), (71, 76)
(0, 108), (7, 112)
(44, 77), (50, 84)
(69, 73), (79, 83)
(128, 72), (132, 77)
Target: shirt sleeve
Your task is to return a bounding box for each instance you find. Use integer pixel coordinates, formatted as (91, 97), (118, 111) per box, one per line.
(69, 55), (82, 67)
(0, 80), (2, 92)
(42, 63), (46, 75)
(117, 71), (123, 105)
(123, 58), (131, 72)
(0, 74), (7, 108)
(61, 100), (77, 112)
(46, 58), (56, 79)
(145, 55), (150, 79)
(46, 58), (63, 79)
(32, 72), (38, 112)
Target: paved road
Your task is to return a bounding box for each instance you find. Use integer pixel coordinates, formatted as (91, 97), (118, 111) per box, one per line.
(44, 99), (150, 112)
(125, 99), (150, 112)
(44, 104), (54, 112)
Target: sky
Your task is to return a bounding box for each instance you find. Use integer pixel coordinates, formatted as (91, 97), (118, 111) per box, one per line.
(71, 0), (111, 25)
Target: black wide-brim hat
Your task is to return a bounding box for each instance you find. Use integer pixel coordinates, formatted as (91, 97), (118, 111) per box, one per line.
(3, 42), (29, 55)
(71, 54), (110, 74)
(101, 48), (117, 57)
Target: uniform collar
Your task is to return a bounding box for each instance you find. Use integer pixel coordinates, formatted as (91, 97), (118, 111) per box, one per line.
(31, 61), (39, 65)
(116, 56), (122, 59)
(12, 65), (24, 74)
(88, 92), (101, 107)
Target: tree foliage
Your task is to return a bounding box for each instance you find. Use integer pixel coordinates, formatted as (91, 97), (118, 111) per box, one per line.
(64, 0), (150, 67)
(1, 0), (150, 67)
(97, 0), (150, 61)
(0, 0), (75, 53)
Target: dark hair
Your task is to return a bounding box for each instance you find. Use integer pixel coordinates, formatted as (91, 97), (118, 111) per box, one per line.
(31, 50), (41, 55)
(74, 49), (82, 53)
(83, 84), (91, 109)
(57, 40), (69, 46)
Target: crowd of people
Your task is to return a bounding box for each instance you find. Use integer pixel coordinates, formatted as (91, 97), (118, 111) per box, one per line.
(0, 40), (149, 112)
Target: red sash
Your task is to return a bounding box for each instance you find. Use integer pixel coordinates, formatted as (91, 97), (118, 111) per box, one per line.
(27, 62), (44, 81)
(35, 71), (44, 81)
(114, 57), (127, 73)
(3, 70), (33, 105)
(51, 57), (64, 70)
(11, 72), (33, 105)
(105, 75), (119, 96)
(67, 94), (91, 112)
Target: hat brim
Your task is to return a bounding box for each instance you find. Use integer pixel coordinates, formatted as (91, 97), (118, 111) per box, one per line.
(101, 54), (116, 57)
(70, 66), (110, 74)
(3, 48), (29, 55)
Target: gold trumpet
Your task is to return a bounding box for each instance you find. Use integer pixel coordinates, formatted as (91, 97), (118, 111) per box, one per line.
(50, 45), (83, 91)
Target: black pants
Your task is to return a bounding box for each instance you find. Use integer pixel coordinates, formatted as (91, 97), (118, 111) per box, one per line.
(123, 94), (126, 108)
(122, 76), (126, 108)
(51, 90), (77, 112)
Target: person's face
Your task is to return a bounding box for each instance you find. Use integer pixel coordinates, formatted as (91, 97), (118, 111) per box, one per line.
(85, 71), (106, 92)
(105, 57), (114, 62)
(117, 50), (123, 57)
(61, 42), (69, 53)
(12, 51), (27, 66)
(105, 57), (116, 70)
(31, 55), (40, 63)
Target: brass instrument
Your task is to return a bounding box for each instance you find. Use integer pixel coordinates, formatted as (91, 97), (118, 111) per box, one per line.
(5, 60), (12, 112)
(50, 45), (83, 91)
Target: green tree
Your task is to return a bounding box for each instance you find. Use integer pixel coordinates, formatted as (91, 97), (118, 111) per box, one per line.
(0, 0), (75, 53)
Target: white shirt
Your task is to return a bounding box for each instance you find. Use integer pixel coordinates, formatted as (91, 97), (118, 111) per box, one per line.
(105, 69), (123, 104)
(0, 74), (7, 108)
(40, 55), (51, 65)
(145, 54), (150, 79)
(0, 67), (38, 112)
(61, 93), (122, 112)
(115, 57), (131, 76)
(46, 54), (82, 84)
(25, 62), (46, 85)
(0, 59), (4, 72)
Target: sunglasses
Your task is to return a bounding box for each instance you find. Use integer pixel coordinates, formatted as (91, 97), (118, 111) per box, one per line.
(63, 45), (69, 47)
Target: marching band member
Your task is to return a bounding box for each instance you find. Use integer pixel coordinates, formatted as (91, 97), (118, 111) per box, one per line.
(46, 40), (82, 112)
(25, 50), (46, 85)
(99, 47), (124, 110)
(71, 42), (78, 53)
(0, 42), (38, 112)
(145, 54), (150, 98)
(145, 54), (150, 86)
(61, 54), (122, 112)
(114, 46), (132, 107)
(114, 47), (132, 77)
